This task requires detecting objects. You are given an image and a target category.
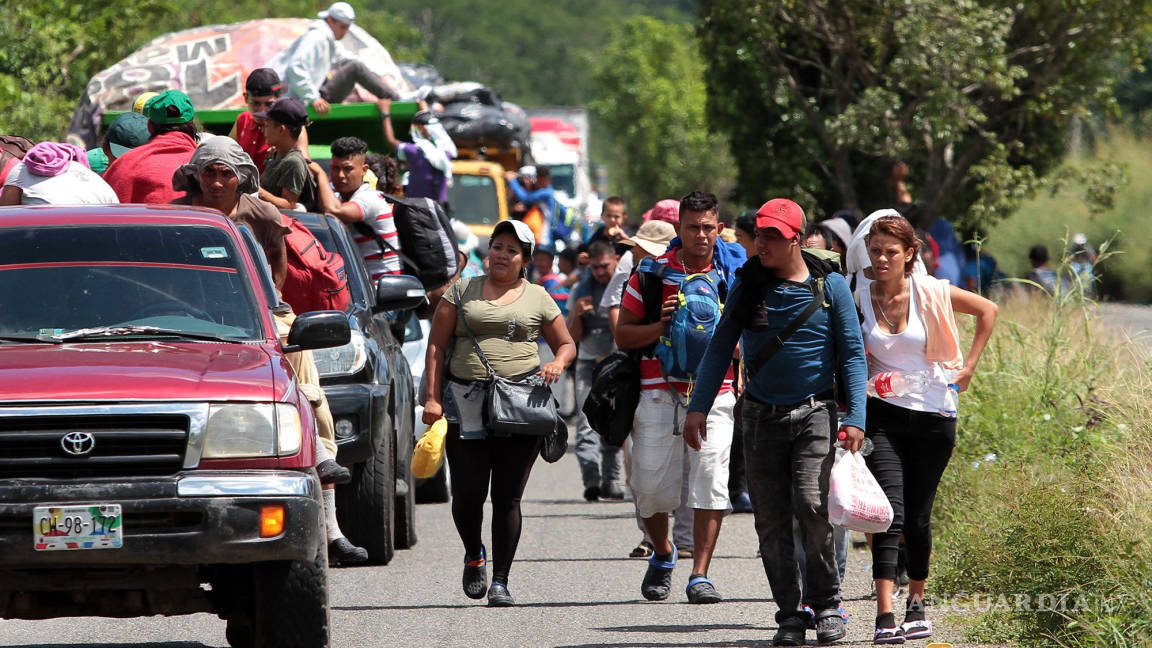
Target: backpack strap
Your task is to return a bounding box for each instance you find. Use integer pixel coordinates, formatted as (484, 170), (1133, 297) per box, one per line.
(352, 220), (421, 274)
(453, 281), (497, 380)
(745, 277), (826, 378)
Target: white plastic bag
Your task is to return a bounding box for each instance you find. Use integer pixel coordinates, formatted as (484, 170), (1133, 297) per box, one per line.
(827, 448), (893, 533)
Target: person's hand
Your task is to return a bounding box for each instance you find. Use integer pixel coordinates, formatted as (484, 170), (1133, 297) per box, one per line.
(306, 160), (326, 179)
(537, 361), (565, 384)
(376, 98), (392, 115)
(574, 296), (594, 316)
(660, 295), (678, 323)
(683, 411), (707, 451)
(416, 99), (429, 111)
(312, 98), (331, 116)
(605, 225), (624, 240)
(504, 171), (518, 182)
(423, 399), (443, 426)
(952, 366), (975, 392)
(837, 425), (864, 453)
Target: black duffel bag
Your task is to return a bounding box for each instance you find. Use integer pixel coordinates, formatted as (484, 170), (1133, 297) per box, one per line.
(582, 350), (642, 448)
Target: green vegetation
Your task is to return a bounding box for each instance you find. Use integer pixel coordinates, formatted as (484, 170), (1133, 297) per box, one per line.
(588, 16), (735, 218)
(696, 0), (1152, 231)
(932, 287), (1152, 646)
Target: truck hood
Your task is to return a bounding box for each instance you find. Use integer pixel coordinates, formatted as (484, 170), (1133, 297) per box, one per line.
(0, 342), (281, 403)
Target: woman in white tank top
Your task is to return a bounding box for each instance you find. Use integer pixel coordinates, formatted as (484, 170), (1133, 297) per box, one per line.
(858, 215), (998, 644)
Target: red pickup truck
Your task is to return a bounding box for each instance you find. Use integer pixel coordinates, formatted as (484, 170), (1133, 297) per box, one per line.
(0, 206), (357, 647)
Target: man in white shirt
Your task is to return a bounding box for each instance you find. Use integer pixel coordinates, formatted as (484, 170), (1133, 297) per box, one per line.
(267, 2), (425, 116)
(308, 137), (403, 281)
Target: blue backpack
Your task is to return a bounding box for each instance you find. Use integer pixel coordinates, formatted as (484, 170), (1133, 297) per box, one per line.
(638, 258), (727, 381)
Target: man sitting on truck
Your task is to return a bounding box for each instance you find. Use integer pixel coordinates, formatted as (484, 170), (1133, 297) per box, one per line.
(266, 1), (426, 117)
(308, 136), (404, 282)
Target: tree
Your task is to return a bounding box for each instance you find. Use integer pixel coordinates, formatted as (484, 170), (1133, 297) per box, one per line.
(697, 0), (1152, 231)
(589, 16), (735, 217)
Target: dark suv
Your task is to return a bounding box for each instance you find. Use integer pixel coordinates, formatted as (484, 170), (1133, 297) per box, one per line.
(293, 212), (423, 565)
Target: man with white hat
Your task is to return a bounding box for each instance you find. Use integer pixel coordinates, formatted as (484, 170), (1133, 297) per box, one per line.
(267, 2), (427, 116)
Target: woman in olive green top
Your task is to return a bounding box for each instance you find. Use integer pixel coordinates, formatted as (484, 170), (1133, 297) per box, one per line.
(424, 220), (576, 607)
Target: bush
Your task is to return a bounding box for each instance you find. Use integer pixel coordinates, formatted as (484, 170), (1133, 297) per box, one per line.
(931, 290), (1152, 646)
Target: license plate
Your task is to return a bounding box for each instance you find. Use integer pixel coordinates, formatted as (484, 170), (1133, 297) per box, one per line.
(33, 504), (123, 551)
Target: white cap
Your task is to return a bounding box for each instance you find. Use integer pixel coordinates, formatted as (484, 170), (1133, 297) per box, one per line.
(492, 220), (536, 257)
(319, 2), (356, 24)
(518, 165), (537, 179)
(1072, 232), (1088, 246)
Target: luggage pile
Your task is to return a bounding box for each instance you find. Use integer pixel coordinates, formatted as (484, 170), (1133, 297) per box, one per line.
(400, 64), (530, 154)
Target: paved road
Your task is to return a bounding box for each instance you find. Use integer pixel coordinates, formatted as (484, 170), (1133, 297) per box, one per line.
(3, 449), (987, 647)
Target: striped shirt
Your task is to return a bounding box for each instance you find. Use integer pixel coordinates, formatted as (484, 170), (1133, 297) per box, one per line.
(621, 248), (734, 395)
(346, 183), (402, 280)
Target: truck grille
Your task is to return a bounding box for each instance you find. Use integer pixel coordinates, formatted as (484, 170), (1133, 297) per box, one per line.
(0, 415), (189, 478)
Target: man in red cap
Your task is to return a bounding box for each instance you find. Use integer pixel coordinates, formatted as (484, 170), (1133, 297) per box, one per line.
(683, 198), (868, 646)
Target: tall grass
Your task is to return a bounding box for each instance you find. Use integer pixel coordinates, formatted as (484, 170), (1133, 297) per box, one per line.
(931, 288), (1152, 646)
(985, 130), (1152, 302)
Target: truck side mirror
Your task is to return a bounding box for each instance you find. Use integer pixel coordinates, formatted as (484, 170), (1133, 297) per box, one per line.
(373, 274), (427, 314)
(284, 311), (350, 353)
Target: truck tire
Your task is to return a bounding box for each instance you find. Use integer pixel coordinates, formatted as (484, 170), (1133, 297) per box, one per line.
(393, 403), (417, 550)
(249, 543), (330, 648)
(337, 410), (395, 565)
(415, 463), (450, 504)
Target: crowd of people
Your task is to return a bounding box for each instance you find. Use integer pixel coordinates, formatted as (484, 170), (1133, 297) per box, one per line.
(0, 3), (1103, 644)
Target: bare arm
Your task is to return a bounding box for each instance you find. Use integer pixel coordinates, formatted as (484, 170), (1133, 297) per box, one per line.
(0, 185), (21, 206)
(259, 186), (299, 210)
(614, 297), (674, 349)
(421, 298), (457, 425)
(228, 121), (239, 141)
(948, 284), (998, 392)
(378, 99), (399, 151)
(538, 314), (576, 382)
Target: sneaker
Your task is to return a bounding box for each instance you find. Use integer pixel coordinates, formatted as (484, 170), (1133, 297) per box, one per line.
(600, 483), (626, 500)
(462, 546), (488, 599)
(873, 626), (906, 644)
(900, 619), (932, 640)
(629, 539), (654, 558)
(583, 485), (601, 501)
(685, 575), (722, 604)
(815, 613), (846, 644)
(487, 582), (515, 607)
(640, 544), (676, 601)
(731, 490), (754, 513)
(772, 618), (806, 646)
(327, 536), (367, 565)
(317, 459), (351, 485)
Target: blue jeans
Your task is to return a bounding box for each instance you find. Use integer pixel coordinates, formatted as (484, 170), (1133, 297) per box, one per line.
(742, 395), (841, 623)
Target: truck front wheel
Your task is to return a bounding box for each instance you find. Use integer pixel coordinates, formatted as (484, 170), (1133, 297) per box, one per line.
(245, 543), (330, 648)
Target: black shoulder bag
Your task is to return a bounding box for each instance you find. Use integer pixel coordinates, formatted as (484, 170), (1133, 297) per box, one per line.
(454, 283), (566, 460)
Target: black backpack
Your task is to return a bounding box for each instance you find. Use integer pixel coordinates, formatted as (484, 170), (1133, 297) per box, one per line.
(356, 194), (460, 289)
(581, 270), (663, 447)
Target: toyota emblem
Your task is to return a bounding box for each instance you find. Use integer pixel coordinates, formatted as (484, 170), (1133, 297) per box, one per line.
(61, 431), (96, 456)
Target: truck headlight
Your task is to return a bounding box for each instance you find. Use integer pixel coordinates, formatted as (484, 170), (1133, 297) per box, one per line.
(202, 404), (303, 458)
(312, 329), (367, 377)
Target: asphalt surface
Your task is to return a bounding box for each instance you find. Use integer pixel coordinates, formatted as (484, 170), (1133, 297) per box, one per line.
(3, 447), (991, 648)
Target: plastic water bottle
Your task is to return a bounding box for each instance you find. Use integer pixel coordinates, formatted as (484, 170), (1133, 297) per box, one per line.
(941, 383), (959, 418)
(868, 370), (935, 398)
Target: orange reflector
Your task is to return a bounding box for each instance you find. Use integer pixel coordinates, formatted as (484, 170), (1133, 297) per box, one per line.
(260, 506), (284, 538)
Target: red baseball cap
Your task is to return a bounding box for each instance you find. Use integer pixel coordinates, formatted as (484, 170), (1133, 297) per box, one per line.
(755, 199), (804, 239)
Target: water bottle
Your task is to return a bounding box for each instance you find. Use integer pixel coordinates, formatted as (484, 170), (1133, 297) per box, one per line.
(940, 383), (959, 418)
(837, 429), (873, 455)
(868, 370), (935, 398)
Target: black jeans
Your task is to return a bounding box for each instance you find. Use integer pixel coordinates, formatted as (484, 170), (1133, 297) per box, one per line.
(445, 423), (541, 585)
(864, 397), (956, 581)
(742, 396), (841, 623)
(729, 392), (748, 494)
(320, 60), (399, 102)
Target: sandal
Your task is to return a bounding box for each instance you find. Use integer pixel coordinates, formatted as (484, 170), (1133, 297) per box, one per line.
(685, 574), (722, 604)
(900, 619), (932, 640)
(629, 539), (654, 558)
(873, 626), (906, 645)
(462, 545), (487, 600)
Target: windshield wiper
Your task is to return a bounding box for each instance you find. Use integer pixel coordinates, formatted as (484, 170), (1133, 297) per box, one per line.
(49, 326), (243, 344)
(0, 334), (58, 344)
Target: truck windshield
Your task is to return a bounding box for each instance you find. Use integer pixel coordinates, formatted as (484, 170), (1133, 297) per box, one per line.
(0, 225), (263, 341)
(448, 174), (500, 227)
(547, 164), (576, 197)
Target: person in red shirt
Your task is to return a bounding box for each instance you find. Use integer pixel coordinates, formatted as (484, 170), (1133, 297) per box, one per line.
(229, 68), (281, 174)
(103, 90), (198, 204)
(615, 191), (738, 605)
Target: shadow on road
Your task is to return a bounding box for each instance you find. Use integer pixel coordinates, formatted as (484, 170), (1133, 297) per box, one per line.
(7, 644), (210, 648)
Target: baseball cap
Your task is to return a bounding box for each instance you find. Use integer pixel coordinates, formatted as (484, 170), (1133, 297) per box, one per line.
(518, 165), (537, 179)
(132, 91), (160, 114)
(318, 1), (356, 24)
(245, 68), (283, 96)
(143, 90), (195, 125)
(106, 112), (150, 157)
(86, 148), (110, 173)
(623, 220), (676, 257)
(756, 198), (805, 239)
(492, 220), (536, 257)
(255, 97), (309, 128)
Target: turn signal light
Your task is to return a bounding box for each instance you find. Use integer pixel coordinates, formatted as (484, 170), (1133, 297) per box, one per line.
(260, 506), (285, 538)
